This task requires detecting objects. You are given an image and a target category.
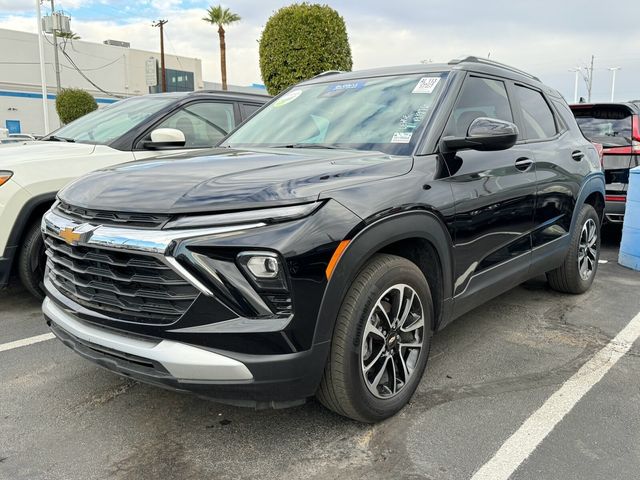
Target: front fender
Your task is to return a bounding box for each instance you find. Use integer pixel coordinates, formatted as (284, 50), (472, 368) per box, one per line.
(313, 210), (454, 345)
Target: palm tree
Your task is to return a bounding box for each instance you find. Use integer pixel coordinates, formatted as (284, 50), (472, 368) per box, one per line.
(203, 5), (241, 91)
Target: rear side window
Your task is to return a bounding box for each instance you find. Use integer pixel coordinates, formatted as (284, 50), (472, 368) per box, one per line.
(572, 106), (632, 147)
(514, 86), (557, 140)
(445, 76), (513, 137)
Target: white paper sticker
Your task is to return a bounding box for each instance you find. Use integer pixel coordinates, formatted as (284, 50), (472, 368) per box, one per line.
(390, 132), (413, 143)
(273, 89), (302, 108)
(412, 77), (440, 94)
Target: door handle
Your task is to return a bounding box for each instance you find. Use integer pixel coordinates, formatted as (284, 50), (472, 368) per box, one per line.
(515, 157), (533, 171)
(571, 150), (584, 161)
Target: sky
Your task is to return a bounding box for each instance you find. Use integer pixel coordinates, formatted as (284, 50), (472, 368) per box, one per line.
(1, 0), (639, 102)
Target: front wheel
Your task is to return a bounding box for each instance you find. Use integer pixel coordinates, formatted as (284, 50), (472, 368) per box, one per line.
(317, 254), (434, 423)
(18, 221), (47, 300)
(547, 204), (600, 294)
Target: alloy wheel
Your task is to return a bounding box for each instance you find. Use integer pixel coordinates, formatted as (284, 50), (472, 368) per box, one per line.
(578, 218), (598, 280)
(360, 284), (425, 399)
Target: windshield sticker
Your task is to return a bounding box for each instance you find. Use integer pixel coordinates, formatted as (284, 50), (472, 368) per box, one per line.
(326, 81), (365, 93)
(320, 81), (366, 98)
(273, 89), (302, 108)
(390, 132), (413, 143)
(412, 77), (440, 94)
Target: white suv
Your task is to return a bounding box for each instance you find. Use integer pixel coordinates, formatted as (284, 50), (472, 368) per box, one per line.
(0, 90), (268, 298)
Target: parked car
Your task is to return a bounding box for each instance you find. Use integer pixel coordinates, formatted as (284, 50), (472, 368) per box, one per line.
(0, 90), (269, 298)
(42, 57), (604, 422)
(570, 101), (640, 223)
(0, 134), (36, 144)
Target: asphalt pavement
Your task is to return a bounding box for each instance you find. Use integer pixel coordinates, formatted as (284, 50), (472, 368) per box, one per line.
(1, 226), (639, 480)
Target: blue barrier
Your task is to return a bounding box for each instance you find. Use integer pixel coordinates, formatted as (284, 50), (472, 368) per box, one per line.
(619, 166), (640, 270)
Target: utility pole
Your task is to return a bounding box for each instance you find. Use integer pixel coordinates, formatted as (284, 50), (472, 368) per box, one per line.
(608, 67), (621, 102)
(587, 55), (594, 102)
(153, 20), (168, 93)
(35, 0), (50, 133)
(569, 67), (580, 103)
(50, 0), (62, 94)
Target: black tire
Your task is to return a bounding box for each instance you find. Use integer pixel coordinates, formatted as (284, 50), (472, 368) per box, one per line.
(317, 253), (434, 423)
(547, 204), (600, 294)
(18, 221), (47, 300)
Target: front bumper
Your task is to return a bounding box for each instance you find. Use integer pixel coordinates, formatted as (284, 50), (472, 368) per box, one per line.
(44, 295), (330, 407)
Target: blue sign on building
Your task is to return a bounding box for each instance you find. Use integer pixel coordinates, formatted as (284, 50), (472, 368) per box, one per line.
(5, 120), (21, 134)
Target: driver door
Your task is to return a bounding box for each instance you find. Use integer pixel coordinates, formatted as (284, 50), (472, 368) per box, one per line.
(441, 75), (537, 317)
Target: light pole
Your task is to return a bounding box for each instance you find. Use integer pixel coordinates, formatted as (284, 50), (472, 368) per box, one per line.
(608, 67), (621, 102)
(35, 0), (50, 134)
(569, 67), (580, 103)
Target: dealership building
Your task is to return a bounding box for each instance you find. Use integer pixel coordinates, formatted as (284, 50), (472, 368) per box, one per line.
(0, 27), (263, 136)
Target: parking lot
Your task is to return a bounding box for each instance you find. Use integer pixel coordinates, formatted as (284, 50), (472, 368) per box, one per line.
(1, 226), (638, 480)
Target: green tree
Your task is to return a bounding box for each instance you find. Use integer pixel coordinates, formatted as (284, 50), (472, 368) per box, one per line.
(56, 31), (80, 40)
(203, 5), (241, 91)
(259, 3), (352, 95)
(55, 88), (97, 124)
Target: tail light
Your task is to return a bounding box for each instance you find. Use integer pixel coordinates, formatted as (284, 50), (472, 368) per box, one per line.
(633, 114), (640, 153)
(605, 195), (626, 202)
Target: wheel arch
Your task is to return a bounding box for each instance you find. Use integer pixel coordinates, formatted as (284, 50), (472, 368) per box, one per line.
(572, 173), (605, 230)
(5, 192), (57, 271)
(313, 210), (454, 345)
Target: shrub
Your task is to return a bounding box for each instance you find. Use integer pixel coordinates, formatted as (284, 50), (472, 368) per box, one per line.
(259, 3), (353, 95)
(55, 88), (98, 124)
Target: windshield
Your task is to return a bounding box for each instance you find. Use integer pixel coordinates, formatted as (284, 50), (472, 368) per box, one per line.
(49, 96), (178, 145)
(223, 72), (448, 155)
(573, 106), (632, 147)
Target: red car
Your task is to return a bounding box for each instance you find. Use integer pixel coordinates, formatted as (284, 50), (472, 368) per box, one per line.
(571, 102), (640, 223)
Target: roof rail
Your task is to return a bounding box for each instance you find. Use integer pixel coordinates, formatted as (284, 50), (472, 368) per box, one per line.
(448, 56), (540, 82)
(196, 89), (269, 96)
(312, 70), (343, 79)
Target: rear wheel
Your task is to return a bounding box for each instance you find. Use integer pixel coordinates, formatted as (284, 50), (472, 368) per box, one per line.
(547, 204), (600, 294)
(317, 254), (433, 423)
(18, 221), (46, 300)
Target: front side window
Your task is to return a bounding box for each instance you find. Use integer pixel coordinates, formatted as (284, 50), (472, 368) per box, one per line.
(50, 96), (177, 145)
(514, 85), (557, 140)
(444, 76), (513, 137)
(155, 102), (235, 147)
(223, 72), (448, 155)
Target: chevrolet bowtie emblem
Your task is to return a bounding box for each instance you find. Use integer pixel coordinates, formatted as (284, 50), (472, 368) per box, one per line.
(58, 223), (97, 246)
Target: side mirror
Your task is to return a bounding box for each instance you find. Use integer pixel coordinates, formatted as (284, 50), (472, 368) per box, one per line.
(440, 117), (519, 153)
(144, 128), (186, 150)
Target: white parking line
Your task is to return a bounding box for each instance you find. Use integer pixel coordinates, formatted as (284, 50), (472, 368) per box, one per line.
(0, 332), (55, 353)
(472, 310), (640, 480)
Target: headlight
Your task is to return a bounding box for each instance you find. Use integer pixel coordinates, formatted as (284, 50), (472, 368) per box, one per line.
(0, 171), (13, 187)
(164, 202), (321, 229)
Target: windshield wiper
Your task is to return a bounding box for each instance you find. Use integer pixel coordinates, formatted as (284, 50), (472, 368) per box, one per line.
(45, 135), (75, 142)
(271, 143), (349, 150)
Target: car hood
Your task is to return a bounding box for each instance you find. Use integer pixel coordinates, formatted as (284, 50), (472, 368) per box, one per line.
(59, 147), (413, 214)
(0, 141), (97, 168)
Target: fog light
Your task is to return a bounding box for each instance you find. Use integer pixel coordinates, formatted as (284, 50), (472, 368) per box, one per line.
(237, 251), (288, 292)
(246, 255), (279, 279)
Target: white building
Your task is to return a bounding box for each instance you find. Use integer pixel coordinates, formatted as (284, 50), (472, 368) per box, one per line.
(0, 28), (205, 136)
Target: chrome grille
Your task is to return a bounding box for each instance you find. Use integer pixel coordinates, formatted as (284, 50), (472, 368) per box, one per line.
(56, 201), (170, 228)
(44, 234), (199, 325)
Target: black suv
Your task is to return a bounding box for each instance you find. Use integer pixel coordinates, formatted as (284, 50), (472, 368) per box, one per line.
(570, 102), (640, 223)
(42, 57), (604, 422)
